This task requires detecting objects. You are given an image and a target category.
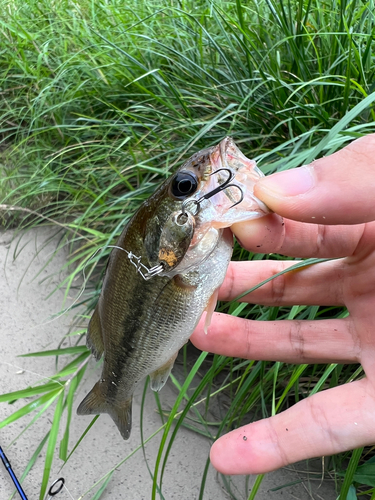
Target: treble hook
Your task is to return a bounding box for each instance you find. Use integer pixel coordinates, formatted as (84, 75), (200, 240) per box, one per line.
(181, 168), (244, 216)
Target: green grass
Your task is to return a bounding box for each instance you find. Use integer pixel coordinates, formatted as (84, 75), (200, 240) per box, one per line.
(1, 0), (375, 498)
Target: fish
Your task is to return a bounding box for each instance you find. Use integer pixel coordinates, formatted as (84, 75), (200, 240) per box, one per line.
(77, 137), (270, 439)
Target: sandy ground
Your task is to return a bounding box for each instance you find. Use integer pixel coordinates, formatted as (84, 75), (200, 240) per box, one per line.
(0, 226), (338, 500)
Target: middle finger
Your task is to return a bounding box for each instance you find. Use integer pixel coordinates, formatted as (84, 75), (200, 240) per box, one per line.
(220, 258), (346, 306)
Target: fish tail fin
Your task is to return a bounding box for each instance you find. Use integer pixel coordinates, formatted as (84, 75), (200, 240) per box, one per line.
(77, 382), (132, 440)
(108, 398), (132, 440)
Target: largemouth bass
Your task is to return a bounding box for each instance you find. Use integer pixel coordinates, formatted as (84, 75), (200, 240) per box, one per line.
(77, 137), (270, 439)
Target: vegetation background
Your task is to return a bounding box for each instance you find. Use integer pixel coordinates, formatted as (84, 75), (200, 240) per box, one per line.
(1, 0), (375, 498)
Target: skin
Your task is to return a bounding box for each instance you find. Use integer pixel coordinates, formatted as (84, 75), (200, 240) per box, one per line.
(190, 133), (375, 475)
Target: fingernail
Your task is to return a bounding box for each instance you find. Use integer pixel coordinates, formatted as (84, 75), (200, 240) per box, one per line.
(257, 166), (315, 197)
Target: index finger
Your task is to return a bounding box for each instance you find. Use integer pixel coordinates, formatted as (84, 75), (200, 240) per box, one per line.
(232, 214), (366, 258)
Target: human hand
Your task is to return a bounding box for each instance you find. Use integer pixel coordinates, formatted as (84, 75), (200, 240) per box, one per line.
(191, 134), (375, 475)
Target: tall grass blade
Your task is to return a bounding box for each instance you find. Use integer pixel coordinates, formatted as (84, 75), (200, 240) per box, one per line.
(62, 415), (99, 466)
(339, 448), (363, 500)
(305, 91), (375, 163)
(8, 432), (49, 500)
(39, 389), (64, 500)
(151, 352), (208, 499)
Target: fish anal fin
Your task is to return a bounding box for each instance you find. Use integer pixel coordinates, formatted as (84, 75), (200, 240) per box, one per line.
(204, 288), (219, 334)
(77, 381), (107, 415)
(150, 352), (178, 392)
(77, 381), (132, 440)
(86, 307), (104, 360)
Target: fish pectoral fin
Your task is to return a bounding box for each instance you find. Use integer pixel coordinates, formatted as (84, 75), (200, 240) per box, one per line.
(86, 307), (104, 360)
(150, 352), (178, 392)
(204, 288), (219, 334)
(77, 381), (132, 440)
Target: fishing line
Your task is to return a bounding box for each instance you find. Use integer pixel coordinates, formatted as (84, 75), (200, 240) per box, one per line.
(15, 244), (117, 337)
(24, 246), (110, 329)
(22, 241), (163, 335)
(61, 483), (75, 500)
(1, 361), (65, 387)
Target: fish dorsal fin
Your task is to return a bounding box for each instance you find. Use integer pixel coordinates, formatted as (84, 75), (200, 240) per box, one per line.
(77, 381), (133, 440)
(150, 352), (178, 392)
(204, 288), (219, 334)
(86, 307), (104, 360)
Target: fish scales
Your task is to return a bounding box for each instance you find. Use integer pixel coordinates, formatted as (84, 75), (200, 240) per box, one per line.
(77, 137), (273, 439)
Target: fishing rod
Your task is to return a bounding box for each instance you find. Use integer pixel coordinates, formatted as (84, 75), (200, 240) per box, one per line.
(0, 445), (66, 500)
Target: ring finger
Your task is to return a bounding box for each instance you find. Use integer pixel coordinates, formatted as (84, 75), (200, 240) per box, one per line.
(191, 314), (359, 364)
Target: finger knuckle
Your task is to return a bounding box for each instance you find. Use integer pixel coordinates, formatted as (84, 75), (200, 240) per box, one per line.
(306, 397), (341, 451)
(222, 263), (236, 301)
(289, 321), (306, 361)
(268, 264), (288, 305)
(266, 418), (290, 467)
(316, 224), (327, 255)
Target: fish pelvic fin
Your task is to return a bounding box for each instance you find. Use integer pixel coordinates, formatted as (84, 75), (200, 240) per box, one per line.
(77, 382), (133, 440)
(150, 352), (178, 392)
(86, 307), (104, 360)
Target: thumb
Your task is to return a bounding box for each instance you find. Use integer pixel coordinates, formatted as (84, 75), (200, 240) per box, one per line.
(255, 134), (375, 225)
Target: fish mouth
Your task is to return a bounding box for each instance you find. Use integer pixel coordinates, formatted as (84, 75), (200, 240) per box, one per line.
(216, 136), (257, 177)
(195, 137), (252, 211)
(192, 136), (270, 226)
(206, 136), (232, 176)
(218, 136), (234, 167)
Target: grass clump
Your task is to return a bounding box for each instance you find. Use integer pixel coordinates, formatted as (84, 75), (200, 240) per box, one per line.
(1, 0), (375, 498)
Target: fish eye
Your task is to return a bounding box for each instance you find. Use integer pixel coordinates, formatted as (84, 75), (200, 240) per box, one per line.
(170, 171), (198, 199)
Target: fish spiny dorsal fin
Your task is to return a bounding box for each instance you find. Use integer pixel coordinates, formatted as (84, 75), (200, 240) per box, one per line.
(149, 352), (178, 392)
(77, 381), (133, 440)
(86, 307), (104, 360)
